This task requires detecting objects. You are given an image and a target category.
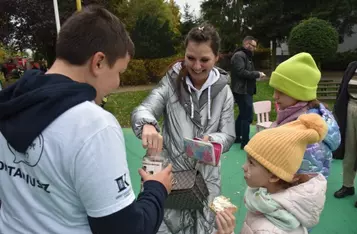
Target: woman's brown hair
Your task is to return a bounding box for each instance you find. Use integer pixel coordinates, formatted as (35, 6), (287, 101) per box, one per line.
(165, 23), (221, 99)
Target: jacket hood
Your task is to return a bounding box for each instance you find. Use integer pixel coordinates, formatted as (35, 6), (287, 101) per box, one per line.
(234, 47), (253, 57)
(167, 61), (230, 127)
(307, 103), (341, 151)
(271, 174), (327, 228)
(0, 70), (96, 153)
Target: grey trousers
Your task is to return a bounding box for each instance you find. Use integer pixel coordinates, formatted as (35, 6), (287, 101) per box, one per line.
(343, 99), (357, 187)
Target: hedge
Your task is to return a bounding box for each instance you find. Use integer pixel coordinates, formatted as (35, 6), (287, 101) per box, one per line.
(120, 54), (183, 86)
(321, 50), (357, 71)
(120, 59), (148, 86)
(120, 49), (274, 86)
(217, 48), (271, 71)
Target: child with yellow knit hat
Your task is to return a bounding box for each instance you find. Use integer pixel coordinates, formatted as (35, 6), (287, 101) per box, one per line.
(269, 52), (341, 178)
(241, 113), (328, 234)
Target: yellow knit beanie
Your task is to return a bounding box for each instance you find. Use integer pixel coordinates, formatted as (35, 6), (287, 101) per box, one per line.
(269, 52), (321, 101)
(244, 113), (328, 182)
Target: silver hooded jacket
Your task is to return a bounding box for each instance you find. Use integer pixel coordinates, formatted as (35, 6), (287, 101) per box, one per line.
(131, 63), (235, 234)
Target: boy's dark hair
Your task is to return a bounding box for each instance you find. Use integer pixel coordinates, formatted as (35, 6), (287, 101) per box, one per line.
(56, 5), (134, 68)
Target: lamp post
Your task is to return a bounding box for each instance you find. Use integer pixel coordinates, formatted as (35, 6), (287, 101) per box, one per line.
(53, 0), (60, 34)
(76, 0), (82, 11)
(53, 0), (82, 35)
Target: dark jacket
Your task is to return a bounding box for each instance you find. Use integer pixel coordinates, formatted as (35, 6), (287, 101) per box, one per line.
(0, 70), (96, 153)
(333, 61), (357, 169)
(230, 47), (260, 95)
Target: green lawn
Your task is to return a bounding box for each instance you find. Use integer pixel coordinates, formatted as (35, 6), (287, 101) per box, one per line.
(105, 80), (335, 128)
(0, 75), (335, 127)
(0, 75), (16, 89)
(0, 74), (4, 88)
(104, 90), (151, 127)
(104, 80), (277, 128)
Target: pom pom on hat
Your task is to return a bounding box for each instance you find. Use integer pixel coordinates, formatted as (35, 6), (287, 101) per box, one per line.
(244, 113), (328, 182)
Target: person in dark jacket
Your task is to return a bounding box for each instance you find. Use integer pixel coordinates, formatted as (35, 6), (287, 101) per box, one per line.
(0, 6), (173, 234)
(333, 61), (357, 208)
(230, 36), (265, 149)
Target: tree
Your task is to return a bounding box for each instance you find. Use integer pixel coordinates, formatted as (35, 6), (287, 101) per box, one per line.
(114, 0), (178, 33)
(131, 14), (176, 59)
(288, 18), (339, 67)
(0, 44), (10, 64)
(242, 0), (357, 69)
(168, 0), (181, 35)
(200, 0), (243, 52)
(168, 0), (183, 52)
(0, 0), (112, 65)
(114, 0), (181, 57)
(242, 0), (315, 69)
(309, 0), (357, 38)
(180, 3), (198, 38)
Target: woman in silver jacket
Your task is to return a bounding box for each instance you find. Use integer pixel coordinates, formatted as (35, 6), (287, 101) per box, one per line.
(131, 24), (236, 234)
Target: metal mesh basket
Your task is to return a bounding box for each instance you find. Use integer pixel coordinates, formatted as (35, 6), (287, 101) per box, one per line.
(164, 170), (209, 210)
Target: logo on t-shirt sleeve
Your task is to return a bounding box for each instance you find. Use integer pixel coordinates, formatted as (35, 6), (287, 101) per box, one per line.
(8, 134), (44, 167)
(115, 173), (132, 200)
(115, 173), (130, 192)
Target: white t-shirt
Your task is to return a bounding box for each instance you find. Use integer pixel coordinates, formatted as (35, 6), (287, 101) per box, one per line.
(0, 101), (135, 233)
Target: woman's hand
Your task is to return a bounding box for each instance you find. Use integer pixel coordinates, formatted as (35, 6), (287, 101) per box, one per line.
(216, 209), (236, 234)
(202, 135), (210, 142)
(142, 124), (163, 155)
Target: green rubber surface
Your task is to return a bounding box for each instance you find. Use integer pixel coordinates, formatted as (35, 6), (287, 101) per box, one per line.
(122, 128), (357, 234)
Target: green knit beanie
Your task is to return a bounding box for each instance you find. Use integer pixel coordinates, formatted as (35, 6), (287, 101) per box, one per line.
(269, 52), (321, 101)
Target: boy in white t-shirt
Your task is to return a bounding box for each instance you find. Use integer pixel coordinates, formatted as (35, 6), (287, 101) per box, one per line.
(0, 6), (173, 234)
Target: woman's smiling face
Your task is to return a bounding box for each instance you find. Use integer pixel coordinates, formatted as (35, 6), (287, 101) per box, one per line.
(184, 41), (219, 84)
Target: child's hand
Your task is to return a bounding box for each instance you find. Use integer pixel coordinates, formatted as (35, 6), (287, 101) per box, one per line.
(215, 209), (236, 234)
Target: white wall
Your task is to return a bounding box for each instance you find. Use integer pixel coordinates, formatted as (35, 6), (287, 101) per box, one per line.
(337, 25), (357, 52)
(276, 42), (289, 55)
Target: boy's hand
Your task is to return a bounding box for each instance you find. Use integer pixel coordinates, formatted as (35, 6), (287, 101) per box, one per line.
(139, 164), (173, 194)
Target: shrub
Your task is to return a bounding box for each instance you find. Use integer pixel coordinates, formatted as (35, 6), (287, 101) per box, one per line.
(119, 54), (184, 86)
(144, 54), (183, 83)
(131, 15), (177, 59)
(120, 59), (148, 86)
(321, 50), (357, 71)
(253, 47), (271, 69)
(217, 53), (233, 71)
(218, 47), (271, 71)
(288, 18), (339, 65)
